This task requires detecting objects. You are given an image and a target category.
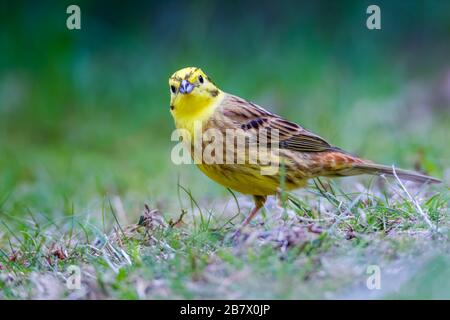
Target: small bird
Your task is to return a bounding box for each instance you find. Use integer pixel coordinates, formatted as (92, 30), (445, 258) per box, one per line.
(169, 67), (441, 230)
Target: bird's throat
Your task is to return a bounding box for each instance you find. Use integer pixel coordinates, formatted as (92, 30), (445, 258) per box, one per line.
(174, 91), (224, 136)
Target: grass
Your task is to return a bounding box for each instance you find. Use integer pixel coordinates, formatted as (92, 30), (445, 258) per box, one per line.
(0, 172), (448, 299)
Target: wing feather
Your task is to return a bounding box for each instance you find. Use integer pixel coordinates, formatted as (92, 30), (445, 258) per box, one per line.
(221, 94), (339, 153)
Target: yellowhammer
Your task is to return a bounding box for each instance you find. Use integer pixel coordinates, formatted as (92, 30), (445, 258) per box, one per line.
(169, 67), (440, 230)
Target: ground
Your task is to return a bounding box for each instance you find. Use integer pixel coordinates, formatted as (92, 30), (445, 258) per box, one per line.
(0, 169), (448, 298)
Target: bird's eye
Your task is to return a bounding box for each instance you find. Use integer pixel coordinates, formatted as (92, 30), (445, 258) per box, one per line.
(198, 75), (204, 84)
(170, 85), (176, 94)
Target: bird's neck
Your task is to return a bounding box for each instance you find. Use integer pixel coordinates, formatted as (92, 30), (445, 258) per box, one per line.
(174, 91), (225, 136)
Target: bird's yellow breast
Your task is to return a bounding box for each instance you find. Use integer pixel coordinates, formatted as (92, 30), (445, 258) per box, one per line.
(196, 163), (281, 195)
(172, 91), (225, 137)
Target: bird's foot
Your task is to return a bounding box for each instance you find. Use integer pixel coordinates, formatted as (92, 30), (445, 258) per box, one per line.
(226, 227), (246, 244)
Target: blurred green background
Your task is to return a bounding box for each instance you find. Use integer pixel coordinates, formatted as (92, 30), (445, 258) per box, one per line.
(1, 0), (449, 221)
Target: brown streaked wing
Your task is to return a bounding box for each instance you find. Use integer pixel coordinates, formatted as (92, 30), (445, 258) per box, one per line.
(221, 94), (336, 153)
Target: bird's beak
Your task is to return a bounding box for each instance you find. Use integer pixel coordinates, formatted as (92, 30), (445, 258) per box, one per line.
(179, 79), (194, 94)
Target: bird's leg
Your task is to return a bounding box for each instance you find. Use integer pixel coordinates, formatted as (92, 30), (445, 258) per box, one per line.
(231, 195), (266, 239)
(241, 204), (262, 227)
(242, 195), (267, 227)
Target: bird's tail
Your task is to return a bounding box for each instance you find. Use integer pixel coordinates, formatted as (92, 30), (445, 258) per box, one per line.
(338, 162), (441, 184)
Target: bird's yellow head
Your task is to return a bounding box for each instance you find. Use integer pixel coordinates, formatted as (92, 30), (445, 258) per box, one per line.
(169, 67), (223, 125)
